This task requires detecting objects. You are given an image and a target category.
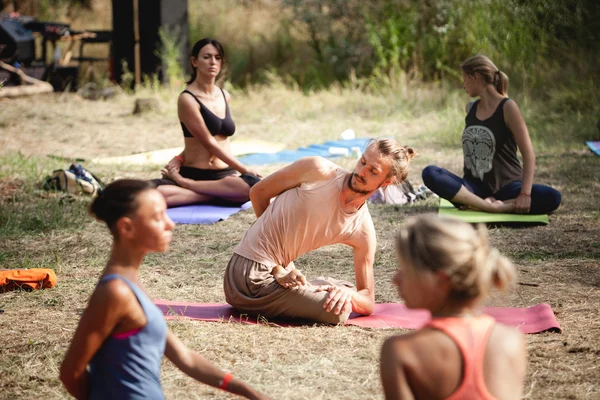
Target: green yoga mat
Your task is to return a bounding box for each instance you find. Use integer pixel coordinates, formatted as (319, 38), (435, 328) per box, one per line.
(438, 199), (549, 225)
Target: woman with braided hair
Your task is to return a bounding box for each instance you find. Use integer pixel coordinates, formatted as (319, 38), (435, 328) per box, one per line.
(380, 215), (527, 400)
(422, 55), (561, 214)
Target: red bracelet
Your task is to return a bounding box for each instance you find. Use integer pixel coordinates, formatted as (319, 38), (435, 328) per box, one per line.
(218, 373), (234, 391)
(174, 155), (184, 163)
(518, 192), (531, 197)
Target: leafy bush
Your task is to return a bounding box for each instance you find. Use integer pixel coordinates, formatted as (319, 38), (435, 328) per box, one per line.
(187, 0), (599, 103)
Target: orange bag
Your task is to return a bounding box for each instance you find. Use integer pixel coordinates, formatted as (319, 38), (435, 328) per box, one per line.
(0, 269), (57, 292)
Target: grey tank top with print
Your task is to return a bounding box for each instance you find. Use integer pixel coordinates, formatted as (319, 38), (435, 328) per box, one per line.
(89, 274), (167, 400)
(462, 98), (523, 194)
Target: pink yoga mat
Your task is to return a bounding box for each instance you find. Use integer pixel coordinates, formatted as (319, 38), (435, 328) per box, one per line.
(154, 300), (561, 334)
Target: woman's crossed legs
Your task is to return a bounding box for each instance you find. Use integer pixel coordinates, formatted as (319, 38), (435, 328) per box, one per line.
(422, 165), (561, 214)
(153, 166), (258, 207)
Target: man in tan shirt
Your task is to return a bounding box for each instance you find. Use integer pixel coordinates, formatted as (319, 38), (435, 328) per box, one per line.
(224, 139), (416, 324)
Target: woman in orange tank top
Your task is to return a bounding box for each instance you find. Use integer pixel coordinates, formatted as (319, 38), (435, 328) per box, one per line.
(380, 216), (527, 400)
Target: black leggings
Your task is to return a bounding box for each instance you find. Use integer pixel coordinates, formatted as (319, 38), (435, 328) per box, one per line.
(422, 165), (562, 214)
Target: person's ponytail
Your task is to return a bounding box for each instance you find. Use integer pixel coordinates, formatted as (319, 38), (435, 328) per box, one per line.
(461, 55), (509, 96)
(489, 249), (516, 291)
(494, 70), (509, 96)
(396, 216), (517, 305)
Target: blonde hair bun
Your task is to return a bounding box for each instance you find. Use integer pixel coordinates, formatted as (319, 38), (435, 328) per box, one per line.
(396, 215), (516, 302)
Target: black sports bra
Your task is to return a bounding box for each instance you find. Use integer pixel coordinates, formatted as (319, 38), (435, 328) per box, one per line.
(180, 89), (236, 138)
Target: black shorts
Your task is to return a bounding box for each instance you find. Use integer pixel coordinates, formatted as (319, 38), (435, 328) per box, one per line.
(151, 166), (260, 188)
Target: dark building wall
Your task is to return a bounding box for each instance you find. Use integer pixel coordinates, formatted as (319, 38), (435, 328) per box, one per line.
(112, 0), (188, 86)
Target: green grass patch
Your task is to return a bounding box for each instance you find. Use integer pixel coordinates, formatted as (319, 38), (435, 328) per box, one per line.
(0, 196), (89, 237)
(512, 250), (600, 262)
(0, 154), (93, 238)
(0, 153), (65, 184)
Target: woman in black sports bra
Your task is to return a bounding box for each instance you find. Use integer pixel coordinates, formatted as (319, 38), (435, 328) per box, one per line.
(421, 55), (561, 215)
(152, 38), (261, 207)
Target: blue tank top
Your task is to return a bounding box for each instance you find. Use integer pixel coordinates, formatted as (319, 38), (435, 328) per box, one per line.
(89, 274), (168, 400)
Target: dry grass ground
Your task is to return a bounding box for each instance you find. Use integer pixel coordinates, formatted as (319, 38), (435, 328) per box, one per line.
(0, 84), (599, 399)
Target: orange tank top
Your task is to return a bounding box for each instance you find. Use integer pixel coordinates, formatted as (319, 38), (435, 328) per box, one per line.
(424, 315), (497, 400)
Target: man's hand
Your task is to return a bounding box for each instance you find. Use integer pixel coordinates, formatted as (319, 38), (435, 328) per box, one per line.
(316, 285), (353, 316)
(272, 266), (307, 289)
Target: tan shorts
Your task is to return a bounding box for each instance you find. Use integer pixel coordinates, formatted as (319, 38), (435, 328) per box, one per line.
(223, 253), (356, 324)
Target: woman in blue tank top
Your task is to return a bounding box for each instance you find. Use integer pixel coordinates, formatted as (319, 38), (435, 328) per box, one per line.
(151, 38), (262, 208)
(422, 55), (561, 215)
(60, 179), (267, 399)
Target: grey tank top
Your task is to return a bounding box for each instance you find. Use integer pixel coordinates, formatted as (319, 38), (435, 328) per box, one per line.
(462, 98), (522, 193)
(89, 274), (167, 400)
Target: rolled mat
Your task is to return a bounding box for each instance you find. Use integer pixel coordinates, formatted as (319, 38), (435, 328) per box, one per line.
(166, 201), (252, 224)
(154, 300), (561, 334)
(238, 138), (370, 166)
(586, 141), (600, 156)
(90, 139), (285, 166)
(438, 198), (549, 225)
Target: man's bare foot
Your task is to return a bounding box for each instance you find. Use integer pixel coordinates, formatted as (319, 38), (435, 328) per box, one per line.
(272, 266), (307, 288)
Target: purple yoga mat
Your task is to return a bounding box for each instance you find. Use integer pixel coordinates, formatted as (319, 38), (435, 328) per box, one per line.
(154, 300), (561, 334)
(166, 201), (252, 224)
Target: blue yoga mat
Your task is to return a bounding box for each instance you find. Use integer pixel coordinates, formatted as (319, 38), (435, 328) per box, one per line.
(238, 138), (371, 165)
(167, 201), (252, 224)
(586, 141), (600, 156)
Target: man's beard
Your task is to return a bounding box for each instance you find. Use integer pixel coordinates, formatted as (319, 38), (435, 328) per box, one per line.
(348, 173), (371, 195)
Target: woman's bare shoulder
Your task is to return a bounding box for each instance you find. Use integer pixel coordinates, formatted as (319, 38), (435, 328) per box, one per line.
(222, 88), (232, 102)
(489, 323), (526, 357)
(92, 277), (137, 308)
(382, 330), (427, 355)
(178, 90), (200, 112)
